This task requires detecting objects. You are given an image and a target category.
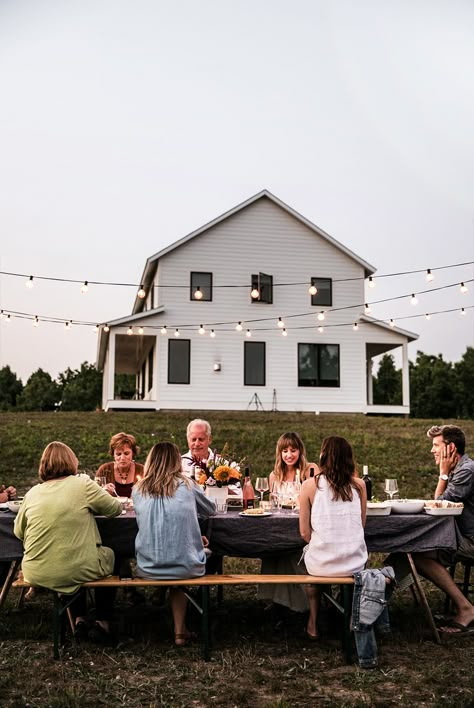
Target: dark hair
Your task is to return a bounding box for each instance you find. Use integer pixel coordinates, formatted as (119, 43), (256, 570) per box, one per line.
(319, 436), (356, 502)
(427, 425), (465, 455)
(108, 432), (140, 457)
(39, 441), (78, 481)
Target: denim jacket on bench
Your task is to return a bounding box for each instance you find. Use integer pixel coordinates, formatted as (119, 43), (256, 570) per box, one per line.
(351, 566), (396, 668)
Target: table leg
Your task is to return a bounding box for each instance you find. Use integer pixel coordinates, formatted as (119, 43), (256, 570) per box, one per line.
(406, 553), (441, 644)
(0, 560), (21, 610)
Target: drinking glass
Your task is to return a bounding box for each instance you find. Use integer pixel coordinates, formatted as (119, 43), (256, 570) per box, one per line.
(255, 478), (269, 505)
(284, 481), (298, 515)
(95, 476), (107, 487)
(384, 478), (399, 501)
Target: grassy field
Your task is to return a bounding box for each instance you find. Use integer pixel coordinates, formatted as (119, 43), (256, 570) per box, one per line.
(1, 412), (474, 707)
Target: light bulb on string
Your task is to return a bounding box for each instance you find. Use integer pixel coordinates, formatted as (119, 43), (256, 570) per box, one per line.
(104, 324), (110, 333)
(410, 294), (418, 306)
(250, 287), (260, 299)
(33, 316), (39, 327)
(318, 326), (324, 333)
(460, 282), (468, 293)
(174, 328), (180, 337)
(425, 313), (431, 321)
(65, 320), (72, 330)
(210, 329), (216, 338)
(246, 329), (252, 337)
(389, 319), (395, 328)
(277, 317), (285, 328)
(281, 328), (288, 337)
(368, 277), (375, 289)
(235, 321), (243, 332)
(26, 275), (34, 289)
(160, 326), (167, 335)
(461, 308), (466, 316)
(127, 326), (133, 335)
(5, 314), (11, 323)
(193, 286), (203, 300)
(364, 303), (371, 315)
(199, 325), (205, 335)
(353, 322), (358, 331)
(426, 269), (434, 282)
(81, 281), (89, 294)
(308, 283), (317, 296)
(137, 285), (146, 299)
(94, 324), (99, 333)
(317, 311), (325, 321)
(138, 326), (144, 335)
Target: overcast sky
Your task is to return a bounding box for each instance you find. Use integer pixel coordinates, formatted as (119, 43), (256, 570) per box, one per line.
(0, 0), (473, 383)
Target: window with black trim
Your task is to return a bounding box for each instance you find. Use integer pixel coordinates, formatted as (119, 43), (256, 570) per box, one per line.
(298, 343), (340, 387)
(244, 341), (266, 386)
(190, 272), (212, 301)
(251, 272), (273, 304)
(310, 278), (332, 306)
(168, 339), (191, 384)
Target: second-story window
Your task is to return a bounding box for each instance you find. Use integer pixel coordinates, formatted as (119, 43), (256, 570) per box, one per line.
(190, 272), (213, 301)
(310, 277), (332, 306)
(251, 272), (273, 304)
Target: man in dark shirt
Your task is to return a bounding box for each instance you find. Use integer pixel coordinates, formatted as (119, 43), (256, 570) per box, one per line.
(413, 425), (474, 633)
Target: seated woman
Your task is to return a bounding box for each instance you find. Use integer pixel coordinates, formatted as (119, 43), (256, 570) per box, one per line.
(132, 441), (216, 646)
(96, 432), (144, 498)
(0, 484), (16, 503)
(14, 441), (122, 643)
(299, 436), (367, 639)
(260, 432), (319, 615)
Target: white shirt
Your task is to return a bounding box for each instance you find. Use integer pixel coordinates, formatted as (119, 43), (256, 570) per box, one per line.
(181, 449), (212, 478)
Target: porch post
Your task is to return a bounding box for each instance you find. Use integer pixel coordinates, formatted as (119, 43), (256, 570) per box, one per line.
(107, 331), (116, 402)
(367, 357), (373, 405)
(402, 342), (410, 407)
(151, 335), (159, 407)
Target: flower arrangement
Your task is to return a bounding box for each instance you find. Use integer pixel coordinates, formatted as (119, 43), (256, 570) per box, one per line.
(190, 443), (244, 488)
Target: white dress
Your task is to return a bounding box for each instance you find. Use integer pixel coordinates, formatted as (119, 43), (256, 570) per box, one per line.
(304, 475), (367, 577)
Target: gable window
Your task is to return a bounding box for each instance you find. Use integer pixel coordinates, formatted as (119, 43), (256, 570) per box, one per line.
(244, 341), (266, 386)
(168, 339), (190, 384)
(190, 272), (212, 301)
(298, 343), (340, 387)
(310, 278), (332, 307)
(251, 272), (273, 304)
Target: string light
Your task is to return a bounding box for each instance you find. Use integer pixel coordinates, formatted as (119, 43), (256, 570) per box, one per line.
(26, 275), (34, 289)
(461, 308), (466, 316)
(235, 321), (243, 331)
(308, 283), (317, 295)
(137, 285), (146, 299)
(127, 326), (133, 335)
(210, 329), (216, 338)
(318, 326), (324, 333)
(317, 311), (325, 321)
(174, 328), (180, 337)
(277, 317), (285, 328)
(5, 314), (11, 323)
(368, 277), (375, 288)
(33, 316), (39, 327)
(425, 313), (431, 320)
(353, 322), (358, 330)
(104, 324), (110, 333)
(81, 281), (89, 294)
(250, 287), (260, 299)
(389, 319), (395, 327)
(246, 329), (252, 337)
(282, 328), (288, 336)
(410, 294), (418, 306)
(65, 320), (72, 330)
(138, 326), (144, 335)
(193, 286), (203, 300)
(426, 269), (434, 282)
(460, 282), (468, 293)
(160, 326), (167, 335)
(364, 303), (371, 315)
(199, 324), (206, 335)
(94, 324), (99, 332)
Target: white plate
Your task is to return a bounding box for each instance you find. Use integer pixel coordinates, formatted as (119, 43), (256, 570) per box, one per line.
(239, 510), (272, 517)
(366, 505), (391, 516)
(389, 499), (426, 514)
(424, 507), (463, 516)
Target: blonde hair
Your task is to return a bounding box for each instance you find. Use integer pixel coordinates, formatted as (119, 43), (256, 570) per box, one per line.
(273, 432), (308, 483)
(186, 419), (212, 438)
(39, 441), (78, 482)
(136, 442), (188, 498)
(108, 432), (139, 457)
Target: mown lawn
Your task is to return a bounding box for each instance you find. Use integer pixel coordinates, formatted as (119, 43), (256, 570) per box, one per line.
(1, 412), (474, 707)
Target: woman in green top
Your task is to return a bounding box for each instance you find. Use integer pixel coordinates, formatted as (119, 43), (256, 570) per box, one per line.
(14, 441), (122, 642)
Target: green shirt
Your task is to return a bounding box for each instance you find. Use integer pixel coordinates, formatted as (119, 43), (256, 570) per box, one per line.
(14, 474), (122, 593)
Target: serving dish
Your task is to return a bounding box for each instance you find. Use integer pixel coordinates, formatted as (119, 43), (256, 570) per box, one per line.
(389, 499), (426, 514)
(6, 500), (22, 513)
(366, 502), (391, 516)
(239, 510), (272, 517)
(424, 507), (463, 516)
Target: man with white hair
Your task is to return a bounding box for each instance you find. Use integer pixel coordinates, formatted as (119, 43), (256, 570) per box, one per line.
(181, 419), (213, 478)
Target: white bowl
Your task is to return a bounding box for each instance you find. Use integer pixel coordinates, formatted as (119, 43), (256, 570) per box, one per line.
(366, 502), (391, 516)
(7, 500), (22, 513)
(389, 499), (426, 514)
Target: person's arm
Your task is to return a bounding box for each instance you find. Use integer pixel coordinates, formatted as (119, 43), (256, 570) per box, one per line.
(84, 477), (122, 517)
(299, 479), (315, 543)
(193, 484), (217, 518)
(0, 486), (7, 504)
(353, 477), (367, 527)
(269, 471), (276, 492)
(13, 500), (27, 541)
(434, 444), (460, 498)
(437, 462), (473, 503)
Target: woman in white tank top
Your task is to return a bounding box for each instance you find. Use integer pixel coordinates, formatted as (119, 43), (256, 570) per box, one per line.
(299, 436), (367, 639)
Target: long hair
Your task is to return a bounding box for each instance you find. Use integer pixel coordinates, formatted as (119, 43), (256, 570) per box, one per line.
(273, 432), (308, 482)
(135, 442), (187, 498)
(318, 436), (356, 502)
(39, 441), (78, 481)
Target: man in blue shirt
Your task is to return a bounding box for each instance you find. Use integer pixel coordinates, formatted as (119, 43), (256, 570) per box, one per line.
(413, 425), (474, 633)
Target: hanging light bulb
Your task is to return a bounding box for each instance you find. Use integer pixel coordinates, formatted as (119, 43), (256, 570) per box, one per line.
(389, 319), (395, 328)
(410, 294), (418, 306)
(353, 322), (358, 331)
(127, 326), (133, 335)
(308, 283), (317, 296)
(368, 277), (375, 288)
(138, 326), (144, 335)
(94, 324), (99, 333)
(364, 303), (371, 315)
(65, 320), (72, 330)
(104, 324), (110, 333)
(81, 281), (89, 294)
(281, 328), (288, 337)
(235, 321), (243, 331)
(425, 313), (431, 321)
(250, 287), (260, 299)
(199, 324), (205, 335)
(160, 326), (167, 335)
(26, 275), (34, 289)
(317, 311), (325, 321)
(426, 269), (434, 282)
(210, 329), (216, 338)
(460, 282), (468, 293)
(277, 317), (285, 328)
(137, 285), (146, 299)
(318, 326), (324, 333)
(5, 314), (11, 323)
(174, 328), (180, 337)
(193, 286), (203, 300)
(461, 308), (466, 316)
(246, 329), (252, 337)
(33, 316), (39, 327)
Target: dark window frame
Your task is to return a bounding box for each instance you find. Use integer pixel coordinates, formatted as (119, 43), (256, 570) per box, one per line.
(168, 339), (191, 384)
(297, 343), (340, 387)
(251, 272), (273, 304)
(244, 341), (266, 386)
(310, 277), (333, 307)
(190, 271), (213, 301)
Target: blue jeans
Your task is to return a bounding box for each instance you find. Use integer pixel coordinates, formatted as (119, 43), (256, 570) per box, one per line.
(351, 568), (394, 668)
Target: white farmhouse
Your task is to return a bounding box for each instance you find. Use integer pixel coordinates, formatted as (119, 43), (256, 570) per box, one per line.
(97, 190), (417, 413)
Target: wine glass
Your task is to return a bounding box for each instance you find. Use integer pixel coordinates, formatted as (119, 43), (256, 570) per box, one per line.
(95, 476), (107, 488)
(255, 478), (269, 506)
(384, 478), (399, 501)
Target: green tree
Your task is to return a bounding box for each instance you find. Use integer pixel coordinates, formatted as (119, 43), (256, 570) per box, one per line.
(454, 346), (474, 419)
(0, 366), (23, 409)
(17, 368), (61, 411)
(373, 354), (402, 405)
(59, 362), (103, 411)
(409, 352), (457, 419)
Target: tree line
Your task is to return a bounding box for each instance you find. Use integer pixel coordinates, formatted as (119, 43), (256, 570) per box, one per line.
(0, 347), (473, 417)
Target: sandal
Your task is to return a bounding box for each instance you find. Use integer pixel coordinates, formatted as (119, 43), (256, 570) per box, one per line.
(174, 630), (197, 647)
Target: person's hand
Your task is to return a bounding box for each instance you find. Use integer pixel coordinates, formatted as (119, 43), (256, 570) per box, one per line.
(104, 483), (117, 496)
(6, 486), (16, 500)
(439, 443), (457, 475)
(0, 488), (8, 504)
(201, 535), (209, 548)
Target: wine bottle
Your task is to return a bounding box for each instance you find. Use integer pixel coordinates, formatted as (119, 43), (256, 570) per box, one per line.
(362, 465), (372, 501)
(309, 466), (315, 478)
(242, 468), (255, 510)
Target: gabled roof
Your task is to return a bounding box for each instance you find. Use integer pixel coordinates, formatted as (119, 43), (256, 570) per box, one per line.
(360, 315), (419, 342)
(132, 189), (376, 314)
(96, 306), (165, 370)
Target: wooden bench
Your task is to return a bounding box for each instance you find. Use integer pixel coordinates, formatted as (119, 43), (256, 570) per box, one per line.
(12, 574), (355, 661)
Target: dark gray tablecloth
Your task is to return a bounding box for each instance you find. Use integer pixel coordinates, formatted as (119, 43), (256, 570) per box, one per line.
(0, 509), (458, 562)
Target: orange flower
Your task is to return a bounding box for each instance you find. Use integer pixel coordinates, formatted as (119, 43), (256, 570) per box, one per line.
(198, 473), (208, 486)
(214, 465), (241, 483)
